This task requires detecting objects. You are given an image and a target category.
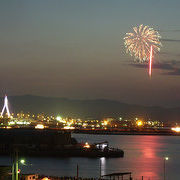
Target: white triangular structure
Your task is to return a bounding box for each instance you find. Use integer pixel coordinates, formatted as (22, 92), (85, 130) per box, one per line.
(1, 95), (11, 117)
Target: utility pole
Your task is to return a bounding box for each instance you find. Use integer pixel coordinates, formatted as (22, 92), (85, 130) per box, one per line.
(164, 157), (169, 180)
(99, 159), (101, 180)
(12, 149), (19, 180)
(12, 155), (14, 180)
(15, 150), (18, 180)
(76, 164), (79, 180)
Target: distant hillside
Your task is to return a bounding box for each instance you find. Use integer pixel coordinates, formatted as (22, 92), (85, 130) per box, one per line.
(0, 95), (180, 122)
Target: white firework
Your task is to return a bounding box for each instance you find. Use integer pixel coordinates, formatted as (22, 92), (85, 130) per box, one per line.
(124, 24), (162, 62)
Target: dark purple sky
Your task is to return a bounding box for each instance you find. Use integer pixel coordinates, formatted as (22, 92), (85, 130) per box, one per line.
(0, 0), (180, 107)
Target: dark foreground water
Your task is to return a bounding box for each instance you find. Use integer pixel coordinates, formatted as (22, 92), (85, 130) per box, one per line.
(1, 134), (180, 180)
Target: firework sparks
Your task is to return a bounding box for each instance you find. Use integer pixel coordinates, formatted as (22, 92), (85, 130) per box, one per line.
(124, 24), (161, 62)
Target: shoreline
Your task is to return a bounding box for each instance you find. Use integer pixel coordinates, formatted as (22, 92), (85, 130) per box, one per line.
(73, 129), (180, 136)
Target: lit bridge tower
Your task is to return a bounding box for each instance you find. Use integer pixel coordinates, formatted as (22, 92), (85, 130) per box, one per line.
(1, 95), (11, 118)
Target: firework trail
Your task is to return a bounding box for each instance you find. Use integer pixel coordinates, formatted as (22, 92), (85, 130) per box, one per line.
(124, 24), (162, 76)
(149, 46), (153, 77)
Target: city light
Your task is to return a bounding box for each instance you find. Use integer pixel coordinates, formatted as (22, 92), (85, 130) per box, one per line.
(56, 116), (62, 121)
(63, 126), (75, 129)
(35, 124), (45, 129)
(102, 144), (107, 149)
(42, 177), (50, 180)
(171, 127), (180, 132)
(137, 120), (143, 126)
(56, 116), (66, 123)
(0, 97), (169, 131)
(8, 121), (15, 125)
(83, 142), (90, 148)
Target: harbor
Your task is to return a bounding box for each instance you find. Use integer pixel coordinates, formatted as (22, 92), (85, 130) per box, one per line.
(0, 128), (124, 158)
(0, 134), (179, 179)
(0, 0), (179, 179)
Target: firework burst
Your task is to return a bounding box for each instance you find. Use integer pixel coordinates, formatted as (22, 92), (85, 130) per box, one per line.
(124, 24), (162, 62)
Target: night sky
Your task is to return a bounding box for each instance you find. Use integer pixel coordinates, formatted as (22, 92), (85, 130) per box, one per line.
(0, 0), (180, 107)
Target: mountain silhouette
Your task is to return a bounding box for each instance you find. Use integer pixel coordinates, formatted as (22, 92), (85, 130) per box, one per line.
(0, 95), (179, 122)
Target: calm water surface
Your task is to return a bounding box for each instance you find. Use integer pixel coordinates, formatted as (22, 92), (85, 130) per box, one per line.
(0, 134), (180, 180)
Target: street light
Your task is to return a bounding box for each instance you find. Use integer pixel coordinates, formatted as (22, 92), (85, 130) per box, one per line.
(19, 159), (32, 167)
(20, 159), (25, 165)
(164, 156), (169, 180)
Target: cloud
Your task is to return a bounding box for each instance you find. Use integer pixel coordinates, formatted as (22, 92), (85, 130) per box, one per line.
(163, 69), (180, 75)
(129, 60), (180, 76)
(161, 38), (180, 42)
(130, 61), (173, 70)
(159, 29), (180, 32)
(159, 52), (180, 58)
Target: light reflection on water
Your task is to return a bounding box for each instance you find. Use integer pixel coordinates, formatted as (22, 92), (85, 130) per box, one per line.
(0, 134), (180, 180)
(100, 157), (106, 177)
